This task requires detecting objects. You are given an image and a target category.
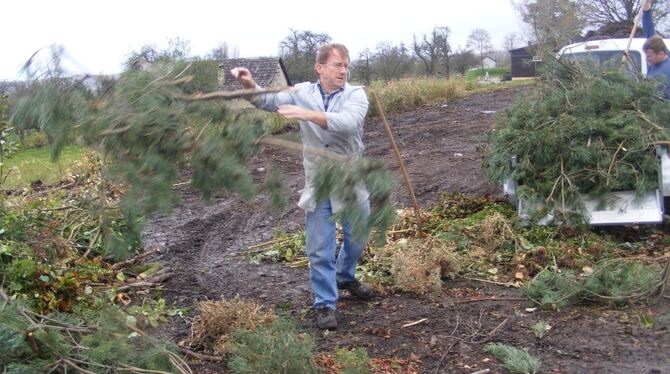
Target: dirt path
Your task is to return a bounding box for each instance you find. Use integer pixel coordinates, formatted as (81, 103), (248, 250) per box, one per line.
(143, 85), (670, 373)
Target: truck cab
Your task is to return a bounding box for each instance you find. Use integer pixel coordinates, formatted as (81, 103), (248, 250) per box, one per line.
(558, 38), (670, 76)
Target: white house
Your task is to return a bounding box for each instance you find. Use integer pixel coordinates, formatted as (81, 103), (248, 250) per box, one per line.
(482, 57), (497, 69)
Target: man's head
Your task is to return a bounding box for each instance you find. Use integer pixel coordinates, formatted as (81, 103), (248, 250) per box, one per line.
(644, 36), (669, 65)
(315, 43), (350, 92)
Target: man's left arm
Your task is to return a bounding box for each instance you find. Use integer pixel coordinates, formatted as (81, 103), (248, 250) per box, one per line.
(321, 88), (369, 135)
(643, 0), (656, 38)
(277, 105), (327, 128)
(277, 88), (369, 133)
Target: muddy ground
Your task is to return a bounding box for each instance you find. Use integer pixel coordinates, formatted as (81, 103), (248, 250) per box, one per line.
(143, 85), (670, 374)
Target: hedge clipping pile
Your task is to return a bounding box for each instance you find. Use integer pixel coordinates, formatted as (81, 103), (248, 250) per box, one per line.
(484, 59), (670, 223)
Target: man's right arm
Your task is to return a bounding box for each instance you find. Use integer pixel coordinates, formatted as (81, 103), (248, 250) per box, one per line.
(230, 67), (256, 89)
(230, 67), (294, 111)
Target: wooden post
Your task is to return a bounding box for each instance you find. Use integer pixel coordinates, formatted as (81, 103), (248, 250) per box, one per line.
(369, 90), (424, 236)
(623, 4), (644, 63)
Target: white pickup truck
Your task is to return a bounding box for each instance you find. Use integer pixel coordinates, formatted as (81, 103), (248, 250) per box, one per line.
(558, 38), (670, 75)
(505, 37), (670, 225)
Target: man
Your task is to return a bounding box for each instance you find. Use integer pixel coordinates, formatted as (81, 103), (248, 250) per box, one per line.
(231, 43), (373, 330)
(643, 0), (670, 98)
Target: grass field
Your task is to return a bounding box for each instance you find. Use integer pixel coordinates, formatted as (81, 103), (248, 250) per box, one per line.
(1, 145), (88, 189)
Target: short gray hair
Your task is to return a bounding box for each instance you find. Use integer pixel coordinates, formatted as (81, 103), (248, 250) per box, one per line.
(315, 43), (350, 64)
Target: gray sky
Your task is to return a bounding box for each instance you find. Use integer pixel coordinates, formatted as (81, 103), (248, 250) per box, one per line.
(2, 0), (525, 81)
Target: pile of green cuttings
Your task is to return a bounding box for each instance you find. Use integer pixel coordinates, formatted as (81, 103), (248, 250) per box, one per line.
(484, 59), (670, 222)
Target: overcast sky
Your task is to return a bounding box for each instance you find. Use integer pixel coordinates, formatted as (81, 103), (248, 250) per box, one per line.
(2, 0), (525, 81)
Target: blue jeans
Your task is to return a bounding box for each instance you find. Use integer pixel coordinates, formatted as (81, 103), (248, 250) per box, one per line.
(305, 198), (370, 310)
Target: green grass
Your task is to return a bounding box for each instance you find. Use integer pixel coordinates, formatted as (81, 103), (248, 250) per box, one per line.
(466, 67), (510, 79)
(1, 145), (89, 189)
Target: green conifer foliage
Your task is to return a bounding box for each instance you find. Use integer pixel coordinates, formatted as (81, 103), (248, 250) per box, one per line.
(484, 59), (670, 223)
(313, 158), (395, 242)
(11, 54), (396, 258)
(0, 296), (185, 373)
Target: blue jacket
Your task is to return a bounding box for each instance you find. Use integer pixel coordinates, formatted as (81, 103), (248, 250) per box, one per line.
(643, 9), (670, 98)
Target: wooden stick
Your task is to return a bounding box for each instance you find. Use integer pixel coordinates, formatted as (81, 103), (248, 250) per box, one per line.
(623, 3), (644, 63)
(178, 347), (224, 362)
(178, 88), (285, 102)
(111, 248), (161, 270)
(401, 318), (427, 328)
(172, 180), (191, 187)
(369, 90), (424, 236)
(259, 137), (349, 162)
(115, 272), (172, 292)
(454, 297), (526, 304)
(247, 237), (295, 250)
(653, 257), (670, 298)
(478, 317), (509, 343)
(462, 276), (520, 288)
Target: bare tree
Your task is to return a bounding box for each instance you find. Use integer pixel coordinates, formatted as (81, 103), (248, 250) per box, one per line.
(123, 37), (192, 71)
(412, 34), (439, 75)
(467, 28), (493, 71)
(412, 26), (452, 77)
(165, 37), (192, 61)
(436, 27), (452, 78)
(450, 48), (479, 75)
(577, 0), (670, 28)
(207, 42), (239, 60)
(372, 42), (413, 81)
(503, 32), (520, 51)
(352, 48), (373, 85)
(513, 0), (585, 50)
(279, 29), (331, 83)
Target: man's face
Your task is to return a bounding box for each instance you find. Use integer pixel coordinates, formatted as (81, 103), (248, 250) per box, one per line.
(645, 49), (668, 65)
(315, 49), (349, 92)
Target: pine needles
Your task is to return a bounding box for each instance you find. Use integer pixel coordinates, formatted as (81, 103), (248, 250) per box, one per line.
(228, 318), (320, 374)
(484, 342), (541, 374)
(0, 288), (190, 373)
(484, 59), (670, 223)
(523, 258), (664, 310)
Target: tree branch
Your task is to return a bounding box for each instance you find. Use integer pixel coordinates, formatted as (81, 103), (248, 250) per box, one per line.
(178, 88), (285, 102)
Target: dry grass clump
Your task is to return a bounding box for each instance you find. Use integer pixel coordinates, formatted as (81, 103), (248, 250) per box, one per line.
(186, 296), (276, 355)
(467, 212), (520, 255)
(385, 208), (440, 241)
(368, 78), (467, 115)
(381, 236), (461, 294)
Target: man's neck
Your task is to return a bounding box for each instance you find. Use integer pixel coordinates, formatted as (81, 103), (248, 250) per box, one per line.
(318, 81), (343, 94)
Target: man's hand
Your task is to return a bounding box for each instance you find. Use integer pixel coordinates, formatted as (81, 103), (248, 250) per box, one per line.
(643, 0), (653, 11)
(230, 67), (256, 89)
(278, 104), (327, 128)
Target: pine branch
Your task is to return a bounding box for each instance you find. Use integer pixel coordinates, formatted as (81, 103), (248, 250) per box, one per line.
(258, 136), (349, 162)
(2, 286), (191, 373)
(178, 88), (285, 101)
(634, 104), (664, 130)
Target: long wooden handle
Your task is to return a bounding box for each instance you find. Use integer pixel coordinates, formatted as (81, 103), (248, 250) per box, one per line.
(623, 4), (644, 63)
(369, 90), (424, 236)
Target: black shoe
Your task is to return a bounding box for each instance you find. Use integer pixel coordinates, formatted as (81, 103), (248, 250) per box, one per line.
(337, 280), (373, 301)
(316, 307), (337, 330)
